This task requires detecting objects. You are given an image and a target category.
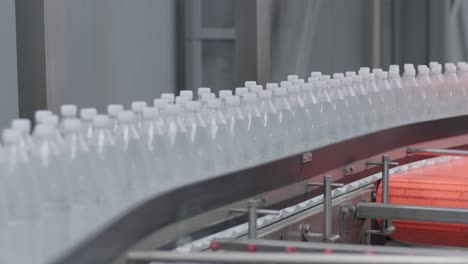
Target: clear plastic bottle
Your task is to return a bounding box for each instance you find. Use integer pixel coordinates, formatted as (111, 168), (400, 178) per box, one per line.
(458, 64), (468, 115)
(223, 96), (247, 169)
(131, 101), (147, 131)
(402, 64), (420, 122)
(62, 119), (99, 245)
(416, 66), (433, 120)
(301, 83), (319, 147)
(219, 90), (233, 102)
(444, 63), (463, 116)
(352, 76), (375, 133)
(273, 87), (294, 155)
(115, 111), (150, 202)
(389, 65), (406, 125)
(139, 107), (162, 191)
(80, 108), (97, 141)
(286, 85), (309, 151)
(376, 71), (397, 127)
(59, 104), (78, 133)
(88, 115), (128, 222)
(41, 115), (64, 145)
(280, 80), (293, 88)
(1, 129), (40, 264)
(107, 104), (124, 133)
(328, 80), (349, 139)
(430, 64), (446, 118)
(257, 90), (278, 159)
(31, 124), (69, 261)
(340, 77), (360, 136)
(235, 87), (249, 97)
(153, 98), (168, 111)
(11, 119), (34, 152)
(363, 73), (385, 129)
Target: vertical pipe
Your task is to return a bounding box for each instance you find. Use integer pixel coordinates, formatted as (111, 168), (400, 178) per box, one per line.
(247, 200), (258, 239)
(381, 155), (390, 232)
(371, 0), (382, 68)
(323, 175), (332, 242)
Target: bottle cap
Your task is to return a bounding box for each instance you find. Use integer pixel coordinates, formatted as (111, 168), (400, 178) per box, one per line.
(429, 62), (439, 68)
(249, 85), (263, 93)
(180, 90), (194, 100)
(418, 66), (430, 75)
(80, 108), (97, 121)
(92, 115), (110, 128)
(117, 110), (135, 122)
(2, 128), (21, 144)
(219, 90), (233, 99)
(292, 79), (305, 85)
(359, 67), (370, 74)
(160, 93), (175, 104)
(287, 75), (299, 81)
(345, 71), (356, 77)
(185, 101), (202, 111)
(107, 104), (124, 117)
(143, 107), (158, 119)
(310, 71), (322, 77)
(307, 77), (319, 83)
(131, 101), (147, 113)
(372, 69), (383, 75)
(280, 81), (293, 88)
(35, 110), (53, 123)
(319, 75), (331, 81)
(201, 93), (216, 101)
(244, 81), (257, 88)
(175, 96), (190, 105)
(153, 98), (168, 109)
(389, 65), (400, 73)
(63, 119), (81, 132)
(445, 63), (456, 73)
(333, 73), (344, 79)
(266, 83), (278, 91)
(11, 119), (31, 133)
(197, 87), (211, 96)
(431, 64), (442, 74)
(60, 105), (77, 117)
(225, 95), (240, 106)
(235, 87), (248, 96)
(259, 90), (272, 99)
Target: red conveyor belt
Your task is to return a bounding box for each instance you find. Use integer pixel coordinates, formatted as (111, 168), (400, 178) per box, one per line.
(376, 157), (468, 247)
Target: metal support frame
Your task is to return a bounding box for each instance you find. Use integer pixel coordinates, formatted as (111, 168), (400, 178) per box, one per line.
(356, 203), (468, 224)
(305, 175), (343, 243)
(366, 155), (398, 235)
(230, 199), (280, 239)
(126, 251), (468, 264)
(406, 147), (468, 157)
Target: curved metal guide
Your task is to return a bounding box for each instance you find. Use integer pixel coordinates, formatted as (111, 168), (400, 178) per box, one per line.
(54, 115), (468, 264)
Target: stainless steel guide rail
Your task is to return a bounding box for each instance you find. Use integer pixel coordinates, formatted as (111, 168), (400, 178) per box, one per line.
(54, 115), (468, 264)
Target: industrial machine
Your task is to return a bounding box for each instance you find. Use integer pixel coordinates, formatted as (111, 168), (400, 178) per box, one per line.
(54, 114), (468, 264)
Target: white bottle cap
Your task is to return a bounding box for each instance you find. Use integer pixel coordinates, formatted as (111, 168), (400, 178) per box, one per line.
(359, 67), (370, 74)
(219, 90), (233, 99)
(460, 64), (468, 72)
(164, 104), (181, 114)
(372, 69), (383, 75)
(117, 110), (135, 123)
(287, 75), (299, 81)
(389, 65), (400, 73)
(319, 75), (331, 81)
(457, 62), (466, 68)
(429, 62), (439, 68)
(259, 90), (272, 99)
(274, 87), (287, 96)
(345, 71), (356, 77)
(310, 71), (321, 77)
(207, 98), (222, 108)
(287, 85), (300, 93)
(404, 63), (415, 71)
(2, 128), (21, 144)
(200, 93), (216, 102)
(180, 90), (194, 100)
(80, 108), (97, 121)
(280, 81), (293, 88)
(131, 101), (147, 113)
(249, 85), (263, 93)
(235, 87), (248, 96)
(307, 77), (319, 83)
(377, 71), (388, 79)
(11, 119), (31, 133)
(60, 104), (77, 117)
(185, 101), (202, 111)
(143, 107), (158, 119)
(445, 63), (456, 73)
(242, 93), (257, 102)
(63, 119), (81, 132)
(197, 87), (211, 96)
(333, 73), (344, 79)
(244, 81), (257, 88)
(292, 79), (305, 85)
(266, 83), (278, 91)
(107, 104), (124, 117)
(161, 93), (175, 104)
(153, 98), (168, 109)
(417, 65), (430, 75)
(92, 115), (110, 128)
(431, 64), (442, 74)
(34, 124), (55, 138)
(225, 95), (240, 106)
(35, 110), (53, 123)
(42, 115), (59, 127)
(175, 96), (190, 105)
(329, 79), (340, 88)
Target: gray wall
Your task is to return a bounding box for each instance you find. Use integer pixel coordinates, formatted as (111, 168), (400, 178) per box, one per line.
(44, 0), (177, 113)
(0, 0), (19, 129)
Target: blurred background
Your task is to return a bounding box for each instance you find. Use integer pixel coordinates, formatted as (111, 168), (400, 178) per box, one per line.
(0, 0), (467, 129)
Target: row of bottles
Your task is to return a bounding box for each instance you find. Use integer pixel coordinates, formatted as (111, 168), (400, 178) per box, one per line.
(2, 61), (468, 263)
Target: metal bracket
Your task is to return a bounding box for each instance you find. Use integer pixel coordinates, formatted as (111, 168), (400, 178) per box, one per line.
(230, 199), (280, 239)
(301, 152), (313, 164)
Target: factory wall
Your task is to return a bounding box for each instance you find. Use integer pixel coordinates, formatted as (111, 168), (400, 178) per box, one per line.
(0, 0), (19, 129)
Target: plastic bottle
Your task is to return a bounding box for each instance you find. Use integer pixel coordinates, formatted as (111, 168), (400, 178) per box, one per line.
(376, 71), (397, 126)
(388, 65), (406, 125)
(115, 111), (150, 202)
(363, 73), (385, 129)
(62, 119), (99, 245)
(416, 66), (433, 120)
(340, 77), (360, 135)
(273, 87), (294, 155)
(444, 63), (463, 116)
(11, 119), (33, 151)
(1, 129), (40, 264)
(59, 104), (78, 133)
(352, 76), (375, 133)
(280, 81), (293, 88)
(88, 115), (128, 222)
(131, 101), (147, 131)
(249, 85), (263, 94)
(301, 83), (319, 147)
(286, 85), (310, 151)
(80, 108), (97, 141)
(153, 98), (168, 111)
(197, 87), (211, 99)
(402, 64), (420, 122)
(41, 115), (64, 145)
(314, 81), (334, 144)
(257, 90), (279, 159)
(107, 104), (124, 132)
(328, 79), (349, 139)
(219, 90), (233, 103)
(430, 64), (446, 118)
(32, 125), (69, 261)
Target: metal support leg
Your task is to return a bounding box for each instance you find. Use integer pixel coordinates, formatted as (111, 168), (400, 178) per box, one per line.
(230, 199), (280, 239)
